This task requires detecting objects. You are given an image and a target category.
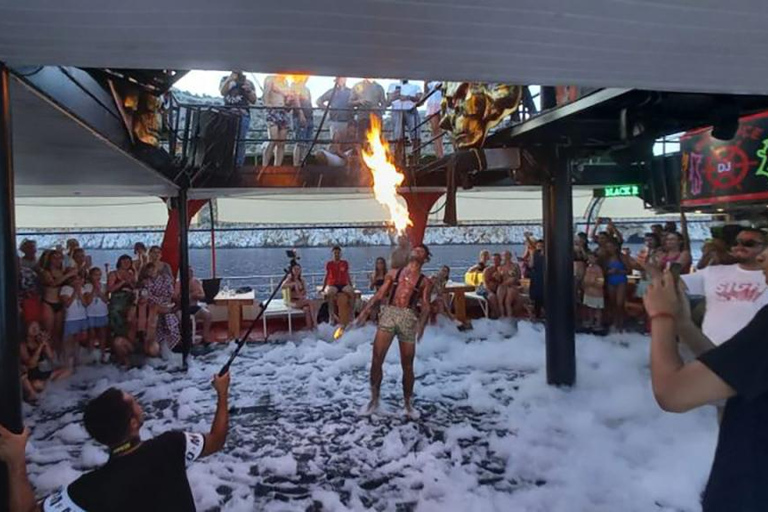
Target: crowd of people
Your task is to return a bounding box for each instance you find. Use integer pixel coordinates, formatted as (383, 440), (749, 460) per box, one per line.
(17, 238), (212, 404)
(4, 224), (768, 511)
(220, 72), (445, 168)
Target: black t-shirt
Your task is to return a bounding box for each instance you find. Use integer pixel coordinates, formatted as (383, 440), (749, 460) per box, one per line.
(220, 77), (254, 109)
(698, 305), (768, 512)
(43, 431), (205, 512)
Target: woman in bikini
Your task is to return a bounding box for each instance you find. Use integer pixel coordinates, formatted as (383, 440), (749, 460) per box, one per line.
(20, 321), (70, 403)
(430, 265), (456, 322)
(603, 240), (638, 332)
(283, 263), (319, 330)
(658, 232), (692, 274)
(497, 250), (523, 318)
(368, 257), (388, 322)
(39, 249), (77, 353)
(370, 257), (388, 292)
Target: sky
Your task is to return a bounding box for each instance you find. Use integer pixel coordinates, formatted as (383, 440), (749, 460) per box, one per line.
(175, 70), (424, 102)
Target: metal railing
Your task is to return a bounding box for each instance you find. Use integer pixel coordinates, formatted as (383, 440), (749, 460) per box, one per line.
(218, 268), (443, 299)
(162, 85), (541, 176)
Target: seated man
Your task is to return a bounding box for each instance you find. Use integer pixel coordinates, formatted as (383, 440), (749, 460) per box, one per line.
(479, 253), (503, 318)
(0, 372), (230, 512)
(468, 250), (490, 273)
(174, 268), (213, 344)
(323, 246), (355, 323)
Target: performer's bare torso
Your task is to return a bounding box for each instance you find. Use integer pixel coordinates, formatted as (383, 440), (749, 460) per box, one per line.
(387, 265), (424, 309)
(264, 77), (287, 107)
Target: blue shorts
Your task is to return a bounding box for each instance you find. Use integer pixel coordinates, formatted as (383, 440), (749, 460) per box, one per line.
(293, 121), (314, 147)
(88, 315), (108, 329)
(392, 110), (420, 140)
(64, 318), (89, 338)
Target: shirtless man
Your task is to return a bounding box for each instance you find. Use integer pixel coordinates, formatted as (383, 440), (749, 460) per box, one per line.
(480, 253), (503, 318)
(389, 235), (412, 270)
(356, 245), (432, 418)
(262, 75), (291, 166)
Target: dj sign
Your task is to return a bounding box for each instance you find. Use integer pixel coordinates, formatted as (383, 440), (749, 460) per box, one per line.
(681, 111), (768, 207)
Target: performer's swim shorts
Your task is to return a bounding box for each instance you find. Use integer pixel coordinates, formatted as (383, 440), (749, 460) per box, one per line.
(266, 108), (290, 128)
(379, 305), (418, 344)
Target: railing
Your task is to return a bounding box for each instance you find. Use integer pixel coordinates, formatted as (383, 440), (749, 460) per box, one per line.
(218, 268), (444, 299)
(163, 85), (541, 178)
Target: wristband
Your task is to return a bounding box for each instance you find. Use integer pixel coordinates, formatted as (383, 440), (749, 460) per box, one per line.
(649, 312), (674, 322)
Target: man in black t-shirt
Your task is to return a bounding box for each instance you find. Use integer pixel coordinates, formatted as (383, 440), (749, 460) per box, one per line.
(643, 243), (768, 511)
(0, 372), (230, 512)
(220, 71), (256, 167)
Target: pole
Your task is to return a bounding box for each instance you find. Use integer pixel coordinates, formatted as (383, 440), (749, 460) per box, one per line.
(178, 188), (191, 367)
(0, 62), (22, 510)
(543, 148), (576, 386)
(209, 199), (216, 278)
(218, 266), (292, 376)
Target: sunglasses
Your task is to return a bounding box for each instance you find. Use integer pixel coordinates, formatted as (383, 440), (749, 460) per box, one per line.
(734, 239), (764, 248)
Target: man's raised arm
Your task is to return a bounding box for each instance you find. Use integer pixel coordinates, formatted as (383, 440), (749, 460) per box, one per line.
(200, 372), (230, 457)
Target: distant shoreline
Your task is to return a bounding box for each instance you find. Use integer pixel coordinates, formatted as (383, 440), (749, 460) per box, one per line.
(16, 218), (713, 249)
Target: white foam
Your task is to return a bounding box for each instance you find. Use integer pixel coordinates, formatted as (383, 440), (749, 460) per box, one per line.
(23, 320), (717, 511)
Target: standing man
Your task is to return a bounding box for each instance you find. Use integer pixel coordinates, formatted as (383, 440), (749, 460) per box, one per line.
(387, 79), (422, 167)
(220, 71), (257, 168)
(389, 235), (412, 270)
(262, 75), (291, 166)
(681, 228), (768, 350)
(317, 77), (353, 155)
(322, 246), (355, 322)
(0, 372), (230, 512)
(356, 245), (432, 418)
(350, 78), (386, 142)
(290, 76), (313, 166)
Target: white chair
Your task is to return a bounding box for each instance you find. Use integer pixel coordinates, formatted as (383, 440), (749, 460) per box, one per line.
(465, 291), (489, 318)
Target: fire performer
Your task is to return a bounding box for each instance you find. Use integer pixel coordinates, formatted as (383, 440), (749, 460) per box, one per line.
(355, 244), (432, 418)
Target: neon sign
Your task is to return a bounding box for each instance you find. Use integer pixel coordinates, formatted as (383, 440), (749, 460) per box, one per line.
(594, 185), (640, 198)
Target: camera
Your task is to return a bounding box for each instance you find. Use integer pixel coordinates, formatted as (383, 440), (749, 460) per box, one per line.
(286, 249), (300, 269)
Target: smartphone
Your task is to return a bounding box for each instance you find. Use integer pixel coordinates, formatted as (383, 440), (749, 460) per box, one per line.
(668, 262), (682, 296)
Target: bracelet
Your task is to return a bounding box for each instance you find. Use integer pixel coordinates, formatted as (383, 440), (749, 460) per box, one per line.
(649, 312), (675, 322)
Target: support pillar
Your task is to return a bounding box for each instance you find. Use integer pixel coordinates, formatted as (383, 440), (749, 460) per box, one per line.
(0, 62), (22, 510)
(178, 188), (191, 366)
(543, 149), (576, 386)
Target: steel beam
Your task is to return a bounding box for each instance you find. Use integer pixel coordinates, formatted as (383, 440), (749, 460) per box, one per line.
(543, 149), (576, 386)
(0, 62), (22, 510)
(178, 187), (191, 366)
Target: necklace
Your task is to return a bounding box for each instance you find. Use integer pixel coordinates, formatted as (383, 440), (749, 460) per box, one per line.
(110, 437), (142, 457)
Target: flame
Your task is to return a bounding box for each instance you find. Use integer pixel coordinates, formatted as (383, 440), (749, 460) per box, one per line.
(361, 116), (413, 234)
(282, 74), (306, 87)
(333, 326), (344, 340)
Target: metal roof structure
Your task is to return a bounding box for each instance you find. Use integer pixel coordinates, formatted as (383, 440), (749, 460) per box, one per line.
(2, 0), (767, 94)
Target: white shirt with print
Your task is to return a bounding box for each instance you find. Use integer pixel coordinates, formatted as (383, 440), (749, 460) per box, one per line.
(683, 264), (768, 345)
(59, 285), (87, 322)
(388, 82), (421, 110)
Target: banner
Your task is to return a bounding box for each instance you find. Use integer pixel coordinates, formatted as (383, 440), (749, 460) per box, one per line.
(681, 111), (768, 207)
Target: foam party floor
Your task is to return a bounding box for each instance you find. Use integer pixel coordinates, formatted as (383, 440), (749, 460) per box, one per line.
(23, 320), (717, 512)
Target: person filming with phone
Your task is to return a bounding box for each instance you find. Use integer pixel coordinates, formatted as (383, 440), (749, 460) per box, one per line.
(643, 238), (768, 511)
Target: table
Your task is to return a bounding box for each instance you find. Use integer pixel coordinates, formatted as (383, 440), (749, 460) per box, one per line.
(213, 290), (255, 339)
(445, 281), (475, 324)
